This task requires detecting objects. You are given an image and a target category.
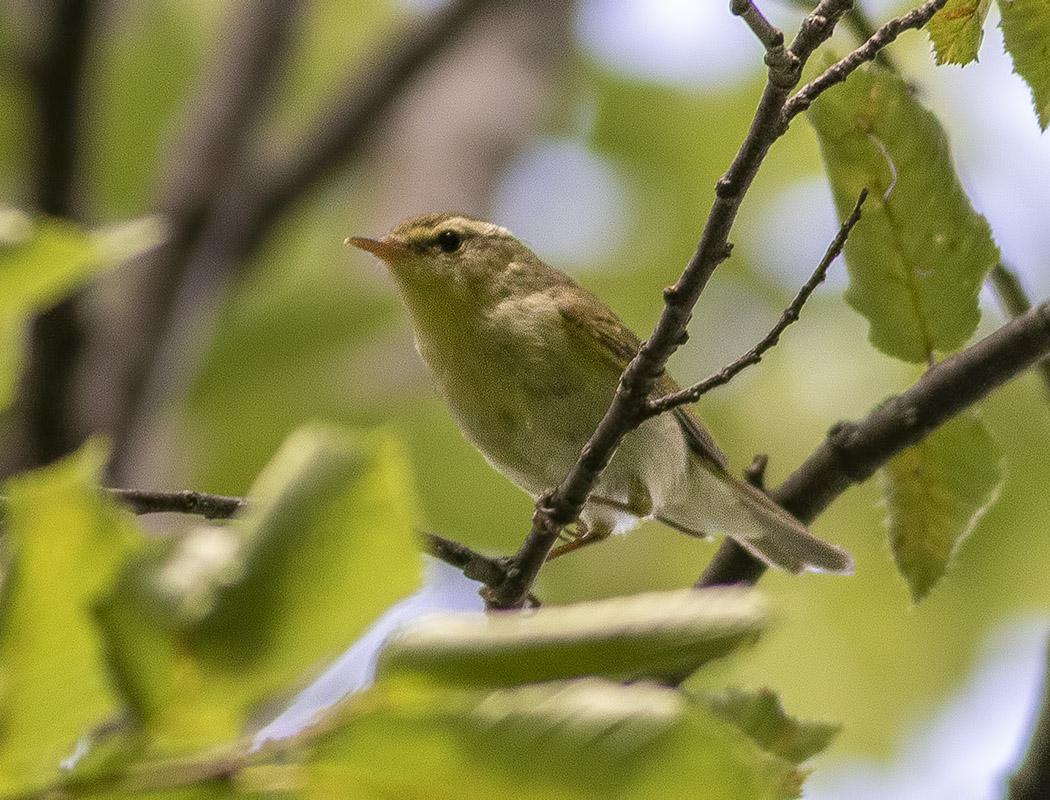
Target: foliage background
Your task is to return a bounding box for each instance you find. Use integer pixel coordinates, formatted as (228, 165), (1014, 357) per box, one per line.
(2, 0), (1049, 795)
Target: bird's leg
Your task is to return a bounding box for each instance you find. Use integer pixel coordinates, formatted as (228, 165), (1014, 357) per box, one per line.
(547, 519), (614, 560)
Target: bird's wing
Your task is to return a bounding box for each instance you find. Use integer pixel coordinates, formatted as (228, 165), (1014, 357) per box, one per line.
(554, 286), (729, 471)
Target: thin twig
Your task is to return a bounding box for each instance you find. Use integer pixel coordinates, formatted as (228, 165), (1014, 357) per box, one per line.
(649, 189), (867, 415)
(106, 488), (245, 519)
(487, 0), (860, 609)
(100, 487), (510, 585)
(990, 263), (1050, 403)
(730, 0), (798, 83)
(783, 0), (950, 123)
(699, 297), (1050, 587)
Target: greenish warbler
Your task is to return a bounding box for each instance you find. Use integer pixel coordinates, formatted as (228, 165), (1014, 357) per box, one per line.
(348, 213), (852, 574)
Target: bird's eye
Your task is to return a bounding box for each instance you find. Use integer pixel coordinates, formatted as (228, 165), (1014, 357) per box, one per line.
(435, 229), (462, 253)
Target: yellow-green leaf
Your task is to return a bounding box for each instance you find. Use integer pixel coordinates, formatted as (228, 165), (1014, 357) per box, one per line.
(301, 677), (800, 799)
(378, 588), (768, 687)
(0, 442), (144, 795)
(706, 688), (841, 765)
(808, 61), (1000, 363)
(999, 0), (1050, 130)
(881, 410), (1003, 601)
(927, 0), (994, 65)
(97, 424), (424, 753)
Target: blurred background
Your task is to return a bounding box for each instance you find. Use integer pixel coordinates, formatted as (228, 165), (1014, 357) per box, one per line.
(2, 0), (1049, 796)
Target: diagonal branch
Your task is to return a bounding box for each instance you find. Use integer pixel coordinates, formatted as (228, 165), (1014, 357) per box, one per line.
(783, 0), (949, 123)
(990, 263), (1050, 405)
(649, 189), (867, 415)
(487, 0), (859, 609)
(699, 296), (1050, 587)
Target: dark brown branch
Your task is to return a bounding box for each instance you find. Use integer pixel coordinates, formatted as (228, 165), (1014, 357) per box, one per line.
(101, 488), (510, 586)
(699, 297), (1050, 587)
(21, 0), (97, 467)
(487, 0), (857, 609)
(1009, 634), (1050, 800)
(650, 189), (867, 415)
(783, 0), (949, 122)
(729, 0), (797, 82)
(990, 263), (1050, 403)
(106, 488), (245, 520)
(109, 0), (500, 480)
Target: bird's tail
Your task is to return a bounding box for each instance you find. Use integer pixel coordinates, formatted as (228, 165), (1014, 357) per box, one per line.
(661, 466), (853, 575)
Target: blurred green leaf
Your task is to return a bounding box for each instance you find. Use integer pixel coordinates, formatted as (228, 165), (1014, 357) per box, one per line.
(378, 588), (768, 687)
(927, 0), (993, 65)
(807, 60), (1000, 363)
(999, 0), (1050, 130)
(0, 211), (165, 412)
(98, 424), (424, 752)
(706, 688), (841, 765)
(301, 676), (800, 799)
(0, 442), (144, 795)
(882, 410), (1003, 601)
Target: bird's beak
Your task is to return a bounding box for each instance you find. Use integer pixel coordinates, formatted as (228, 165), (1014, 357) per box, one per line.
(344, 235), (412, 264)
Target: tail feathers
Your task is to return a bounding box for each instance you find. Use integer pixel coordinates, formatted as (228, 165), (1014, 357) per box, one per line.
(662, 471), (853, 575)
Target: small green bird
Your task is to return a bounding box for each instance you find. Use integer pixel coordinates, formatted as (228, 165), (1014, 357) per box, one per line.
(348, 213), (851, 574)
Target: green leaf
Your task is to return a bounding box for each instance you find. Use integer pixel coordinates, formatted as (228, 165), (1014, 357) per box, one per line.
(0, 211), (166, 411)
(807, 61), (1000, 363)
(999, 0), (1050, 130)
(97, 424), (424, 752)
(706, 688), (841, 765)
(0, 442), (144, 795)
(378, 588), (768, 687)
(301, 677), (800, 799)
(927, 0), (994, 65)
(881, 410), (1003, 601)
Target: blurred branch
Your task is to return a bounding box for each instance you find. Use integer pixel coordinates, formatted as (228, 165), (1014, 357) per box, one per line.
(107, 0), (305, 479)
(1009, 635), (1050, 800)
(699, 296), (1050, 587)
(109, 0), (504, 481)
(990, 263), (1050, 404)
(106, 488), (245, 520)
(102, 488), (510, 586)
(487, 0), (860, 609)
(783, 0), (948, 122)
(21, 0), (97, 467)
(649, 189), (867, 415)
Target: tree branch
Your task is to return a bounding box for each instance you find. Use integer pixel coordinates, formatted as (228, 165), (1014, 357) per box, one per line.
(21, 0), (97, 467)
(990, 263), (1050, 404)
(487, 0), (858, 609)
(107, 0), (305, 479)
(699, 297), (1050, 587)
(649, 189), (866, 415)
(783, 0), (949, 123)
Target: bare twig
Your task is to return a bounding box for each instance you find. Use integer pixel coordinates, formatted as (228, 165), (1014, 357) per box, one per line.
(1009, 634), (1050, 800)
(730, 0), (798, 82)
(783, 0), (949, 123)
(106, 488), (245, 520)
(699, 297), (1050, 587)
(487, 0), (858, 609)
(21, 0), (97, 468)
(420, 532), (511, 589)
(990, 263), (1050, 403)
(650, 189), (867, 415)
